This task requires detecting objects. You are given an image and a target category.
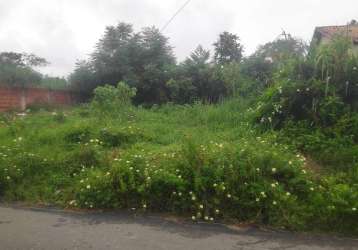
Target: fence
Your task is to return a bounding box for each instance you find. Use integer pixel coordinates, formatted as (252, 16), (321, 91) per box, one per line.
(0, 86), (77, 111)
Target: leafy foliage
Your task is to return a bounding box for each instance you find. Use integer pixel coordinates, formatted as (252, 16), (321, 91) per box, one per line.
(253, 34), (358, 171)
(213, 32), (244, 64)
(70, 23), (175, 104)
(69, 23), (250, 104)
(91, 82), (136, 118)
(0, 52), (49, 87)
(0, 101), (357, 235)
(2, 23), (358, 237)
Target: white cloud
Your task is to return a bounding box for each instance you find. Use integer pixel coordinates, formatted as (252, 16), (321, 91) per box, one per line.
(0, 0), (357, 76)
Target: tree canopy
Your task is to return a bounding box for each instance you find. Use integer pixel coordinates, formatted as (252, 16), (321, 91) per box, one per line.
(213, 31), (244, 64)
(0, 52), (49, 86)
(70, 23), (176, 104)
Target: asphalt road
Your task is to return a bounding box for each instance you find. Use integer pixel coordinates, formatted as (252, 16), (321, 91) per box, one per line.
(0, 205), (357, 250)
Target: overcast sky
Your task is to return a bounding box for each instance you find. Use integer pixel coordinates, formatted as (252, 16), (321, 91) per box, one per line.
(0, 0), (357, 77)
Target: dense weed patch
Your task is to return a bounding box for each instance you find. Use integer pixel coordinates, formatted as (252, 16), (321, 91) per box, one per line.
(0, 99), (357, 235)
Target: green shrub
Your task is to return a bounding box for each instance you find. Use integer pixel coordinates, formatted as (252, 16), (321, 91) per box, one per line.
(74, 169), (119, 209)
(0, 98), (357, 236)
(63, 146), (102, 175)
(70, 138), (318, 229)
(63, 124), (91, 144)
(53, 111), (66, 123)
(278, 120), (358, 169)
(99, 126), (147, 147)
(91, 82), (136, 118)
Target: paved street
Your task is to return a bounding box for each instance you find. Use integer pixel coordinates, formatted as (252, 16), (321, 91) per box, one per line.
(0, 205), (357, 250)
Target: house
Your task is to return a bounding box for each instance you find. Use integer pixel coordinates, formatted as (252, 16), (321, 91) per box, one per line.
(311, 20), (358, 53)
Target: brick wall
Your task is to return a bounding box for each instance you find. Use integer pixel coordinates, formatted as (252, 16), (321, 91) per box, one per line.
(0, 86), (76, 111)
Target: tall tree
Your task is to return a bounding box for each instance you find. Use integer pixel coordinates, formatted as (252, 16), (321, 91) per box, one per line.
(170, 45), (228, 103)
(0, 52), (48, 67)
(0, 52), (48, 86)
(69, 60), (97, 97)
(186, 45), (210, 65)
(70, 22), (176, 104)
(254, 33), (307, 64)
(213, 32), (243, 64)
(184, 45), (212, 100)
(91, 22), (135, 85)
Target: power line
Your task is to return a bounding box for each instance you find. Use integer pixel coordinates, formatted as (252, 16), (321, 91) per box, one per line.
(160, 0), (192, 32)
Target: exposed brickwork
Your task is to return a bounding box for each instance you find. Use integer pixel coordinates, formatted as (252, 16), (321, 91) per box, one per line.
(0, 86), (76, 111)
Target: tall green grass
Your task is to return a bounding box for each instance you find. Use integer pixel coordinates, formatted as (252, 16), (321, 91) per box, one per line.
(0, 100), (357, 235)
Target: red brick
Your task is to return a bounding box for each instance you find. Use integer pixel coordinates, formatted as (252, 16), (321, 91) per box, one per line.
(0, 86), (77, 112)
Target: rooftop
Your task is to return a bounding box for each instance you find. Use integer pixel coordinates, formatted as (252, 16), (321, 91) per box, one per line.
(314, 24), (358, 44)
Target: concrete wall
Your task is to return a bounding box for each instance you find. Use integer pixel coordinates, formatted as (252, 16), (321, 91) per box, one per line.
(0, 86), (75, 111)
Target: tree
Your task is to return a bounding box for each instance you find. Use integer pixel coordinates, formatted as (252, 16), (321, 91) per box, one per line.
(254, 33), (307, 65)
(91, 23), (135, 85)
(238, 34), (308, 92)
(69, 60), (97, 97)
(182, 45), (212, 101)
(70, 22), (176, 104)
(186, 45), (210, 65)
(139, 27), (175, 67)
(168, 45), (229, 103)
(241, 56), (274, 84)
(0, 52), (48, 86)
(131, 27), (176, 104)
(213, 32), (243, 64)
(0, 52), (48, 67)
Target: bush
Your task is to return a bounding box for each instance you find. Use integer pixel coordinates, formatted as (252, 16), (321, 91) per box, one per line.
(0, 96), (357, 236)
(63, 124), (92, 144)
(63, 146), (103, 175)
(99, 126), (147, 147)
(91, 82), (136, 118)
(70, 138), (318, 229)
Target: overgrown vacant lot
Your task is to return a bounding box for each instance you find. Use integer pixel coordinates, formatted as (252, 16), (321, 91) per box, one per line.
(0, 100), (357, 235)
